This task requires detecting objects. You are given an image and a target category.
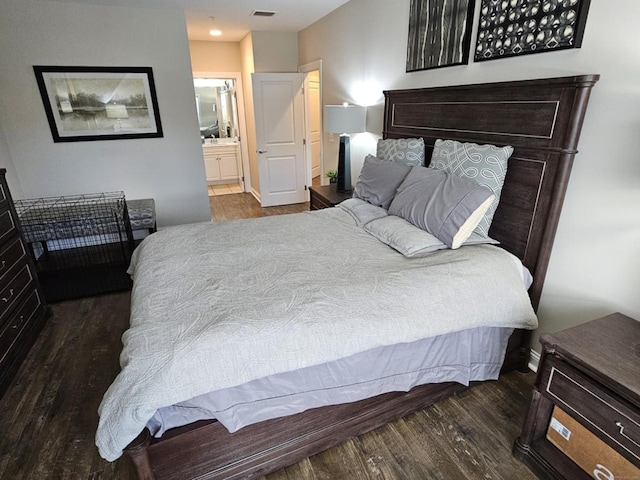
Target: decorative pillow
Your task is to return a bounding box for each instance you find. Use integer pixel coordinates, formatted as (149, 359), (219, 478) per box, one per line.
(388, 166), (495, 249)
(353, 155), (412, 209)
(429, 139), (513, 237)
(376, 138), (425, 166)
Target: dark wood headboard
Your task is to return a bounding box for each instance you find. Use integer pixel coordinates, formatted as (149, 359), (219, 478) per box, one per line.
(383, 75), (599, 309)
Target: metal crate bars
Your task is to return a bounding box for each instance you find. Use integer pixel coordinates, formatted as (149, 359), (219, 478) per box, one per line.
(14, 192), (135, 302)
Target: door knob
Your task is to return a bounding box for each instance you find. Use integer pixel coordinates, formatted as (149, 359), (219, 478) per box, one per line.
(258, 150), (268, 154)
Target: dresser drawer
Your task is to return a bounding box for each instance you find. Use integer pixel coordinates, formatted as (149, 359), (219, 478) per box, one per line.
(0, 237), (27, 287)
(542, 356), (640, 465)
(0, 289), (43, 364)
(0, 264), (33, 325)
(0, 182), (6, 204)
(0, 209), (17, 244)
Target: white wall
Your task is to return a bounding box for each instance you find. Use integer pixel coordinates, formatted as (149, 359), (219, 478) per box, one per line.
(0, 0), (211, 227)
(0, 116), (23, 198)
(299, 0), (640, 349)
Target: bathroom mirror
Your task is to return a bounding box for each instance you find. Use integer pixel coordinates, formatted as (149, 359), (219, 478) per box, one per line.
(194, 77), (238, 140)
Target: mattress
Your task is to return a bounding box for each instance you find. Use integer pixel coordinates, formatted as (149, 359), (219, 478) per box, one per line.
(147, 326), (513, 436)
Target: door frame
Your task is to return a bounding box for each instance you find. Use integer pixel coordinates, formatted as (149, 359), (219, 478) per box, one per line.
(193, 71), (251, 193)
(298, 60), (325, 187)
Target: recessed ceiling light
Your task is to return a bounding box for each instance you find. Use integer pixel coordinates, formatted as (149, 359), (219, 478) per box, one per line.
(209, 29), (222, 37)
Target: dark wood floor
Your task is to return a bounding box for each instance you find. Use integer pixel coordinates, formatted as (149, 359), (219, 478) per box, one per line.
(209, 192), (309, 222)
(0, 194), (539, 480)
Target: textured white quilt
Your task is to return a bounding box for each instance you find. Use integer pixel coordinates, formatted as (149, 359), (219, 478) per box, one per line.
(96, 207), (537, 461)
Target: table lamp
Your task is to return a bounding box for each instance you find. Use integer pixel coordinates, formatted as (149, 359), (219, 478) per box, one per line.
(324, 103), (366, 193)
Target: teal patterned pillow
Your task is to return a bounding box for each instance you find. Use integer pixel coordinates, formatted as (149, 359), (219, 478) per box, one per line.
(429, 139), (513, 237)
(376, 138), (425, 166)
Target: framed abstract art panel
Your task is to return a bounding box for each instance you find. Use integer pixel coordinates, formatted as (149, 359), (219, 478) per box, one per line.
(406, 0), (475, 72)
(474, 0), (592, 62)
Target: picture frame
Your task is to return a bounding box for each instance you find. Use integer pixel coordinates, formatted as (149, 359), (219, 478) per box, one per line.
(406, 0), (475, 72)
(33, 66), (163, 142)
(474, 0), (592, 62)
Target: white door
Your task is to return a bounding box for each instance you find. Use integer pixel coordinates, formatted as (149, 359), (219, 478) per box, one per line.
(253, 73), (306, 207)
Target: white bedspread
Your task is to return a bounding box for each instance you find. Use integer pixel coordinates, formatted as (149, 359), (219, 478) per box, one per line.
(96, 207), (537, 461)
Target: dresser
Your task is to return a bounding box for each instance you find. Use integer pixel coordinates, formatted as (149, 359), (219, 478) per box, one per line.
(309, 184), (352, 210)
(513, 313), (640, 479)
(0, 169), (50, 398)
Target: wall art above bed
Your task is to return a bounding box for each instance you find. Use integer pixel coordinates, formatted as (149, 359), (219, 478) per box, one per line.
(406, 0), (475, 72)
(33, 66), (163, 142)
(474, 0), (592, 62)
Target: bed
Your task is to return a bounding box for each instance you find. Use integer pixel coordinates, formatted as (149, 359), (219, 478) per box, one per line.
(98, 75), (599, 480)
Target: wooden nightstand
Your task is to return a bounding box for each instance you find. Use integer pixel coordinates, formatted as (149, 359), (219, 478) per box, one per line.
(309, 184), (352, 210)
(513, 313), (640, 479)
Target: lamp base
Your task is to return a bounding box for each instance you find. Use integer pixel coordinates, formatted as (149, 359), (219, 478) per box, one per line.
(336, 134), (352, 193)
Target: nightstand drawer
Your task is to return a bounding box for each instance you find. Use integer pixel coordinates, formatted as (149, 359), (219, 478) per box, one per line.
(543, 357), (640, 465)
(310, 192), (331, 210)
(309, 185), (352, 211)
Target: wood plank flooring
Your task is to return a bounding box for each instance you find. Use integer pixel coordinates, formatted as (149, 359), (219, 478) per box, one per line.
(0, 194), (539, 480)
(209, 192), (309, 222)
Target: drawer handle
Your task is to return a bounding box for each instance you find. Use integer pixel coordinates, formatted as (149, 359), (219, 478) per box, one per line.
(2, 288), (14, 302)
(0, 260), (5, 271)
(616, 421), (640, 448)
(12, 315), (24, 328)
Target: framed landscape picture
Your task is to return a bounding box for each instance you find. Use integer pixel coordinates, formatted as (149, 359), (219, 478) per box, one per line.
(406, 0), (475, 72)
(33, 66), (163, 142)
(474, 0), (592, 62)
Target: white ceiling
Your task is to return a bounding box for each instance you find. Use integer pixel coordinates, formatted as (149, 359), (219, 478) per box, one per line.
(51, 0), (351, 42)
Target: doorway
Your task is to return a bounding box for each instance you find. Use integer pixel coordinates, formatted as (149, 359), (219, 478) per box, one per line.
(193, 72), (251, 198)
(299, 60), (324, 188)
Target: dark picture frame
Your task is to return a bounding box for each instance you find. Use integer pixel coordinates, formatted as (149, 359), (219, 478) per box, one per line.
(33, 66), (163, 142)
(406, 0), (475, 72)
(474, 0), (592, 62)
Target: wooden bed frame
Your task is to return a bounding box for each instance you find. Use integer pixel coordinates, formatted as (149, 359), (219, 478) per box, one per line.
(123, 74), (599, 480)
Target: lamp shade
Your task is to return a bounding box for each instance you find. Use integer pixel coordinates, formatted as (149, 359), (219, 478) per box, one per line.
(324, 104), (366, 134)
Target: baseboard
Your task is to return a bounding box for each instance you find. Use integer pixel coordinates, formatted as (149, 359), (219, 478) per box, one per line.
(251, 188), (261, 203)
(528, 349), (540, 373)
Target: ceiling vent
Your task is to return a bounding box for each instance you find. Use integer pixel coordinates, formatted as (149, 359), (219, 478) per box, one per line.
(251, 10), (278, 17)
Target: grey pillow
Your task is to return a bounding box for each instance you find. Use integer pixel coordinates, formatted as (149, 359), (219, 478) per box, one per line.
(429, 139), (513, 237)
(388, 166), (495, 249)
(364, 215), (447, 257)
(364, 215), (499, 258)
(353, 155), (411, 209)
(337, 198), (389, 226)
(376, 138), (425, 166)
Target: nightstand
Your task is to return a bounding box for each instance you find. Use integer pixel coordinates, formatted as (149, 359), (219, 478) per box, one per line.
(513, 313), (640, 479)
(309, 184), (352, 210)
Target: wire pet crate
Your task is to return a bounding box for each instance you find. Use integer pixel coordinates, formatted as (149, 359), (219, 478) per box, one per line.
(14, 192), (135, 302)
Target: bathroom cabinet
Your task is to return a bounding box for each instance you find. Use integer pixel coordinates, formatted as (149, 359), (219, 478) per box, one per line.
(203, 143), (239, 184)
